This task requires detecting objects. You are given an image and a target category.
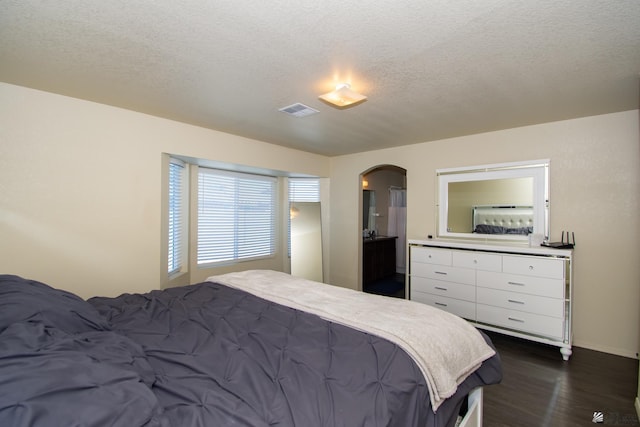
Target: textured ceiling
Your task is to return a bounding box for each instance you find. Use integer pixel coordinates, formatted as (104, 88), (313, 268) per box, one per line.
(1, 0), (639, 156)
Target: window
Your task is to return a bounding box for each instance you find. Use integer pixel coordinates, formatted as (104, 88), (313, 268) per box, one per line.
(288, 178), (320, 256)
(289, 178), (320, 203)
(168, 158), (186, 275)
(198, 168), (277, 265)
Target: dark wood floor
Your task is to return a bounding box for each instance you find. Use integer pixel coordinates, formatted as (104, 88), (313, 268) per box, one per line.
(483, 331), (639, 426)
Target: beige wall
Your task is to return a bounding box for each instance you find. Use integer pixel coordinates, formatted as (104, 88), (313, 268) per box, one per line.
(0, 83), (330, 299)
(328, 110), (640, 358)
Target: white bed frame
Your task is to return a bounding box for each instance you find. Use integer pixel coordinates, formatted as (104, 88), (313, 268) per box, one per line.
(457, 387), (484, 427)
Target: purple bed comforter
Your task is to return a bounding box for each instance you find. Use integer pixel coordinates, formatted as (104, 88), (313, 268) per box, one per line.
(0, 274), (501, 427)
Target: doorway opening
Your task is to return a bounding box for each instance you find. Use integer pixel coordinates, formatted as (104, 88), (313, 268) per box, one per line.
(360, 165), (407, 298)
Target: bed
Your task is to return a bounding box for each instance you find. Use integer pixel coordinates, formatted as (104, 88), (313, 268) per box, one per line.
(0, 270), (502, 427)
(472, 205), (533, 235)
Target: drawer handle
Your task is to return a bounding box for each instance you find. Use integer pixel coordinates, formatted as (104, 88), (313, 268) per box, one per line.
(507, 281), (525, 286)
(435, 271), (447, 275)
(434, 286), (448, 291)
(529, 265), (534, 270)
(508, 299), (525, 305)
(435, 302), (448, 307)
(508, 317), (525, 323)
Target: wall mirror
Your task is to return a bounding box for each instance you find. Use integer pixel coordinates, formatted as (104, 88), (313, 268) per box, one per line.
(437, 160), (549, 241)
(362, 190), (376, 231)
(290, 202), (323, 282)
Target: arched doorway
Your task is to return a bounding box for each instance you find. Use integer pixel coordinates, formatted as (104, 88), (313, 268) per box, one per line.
(360, 165), (407, 298)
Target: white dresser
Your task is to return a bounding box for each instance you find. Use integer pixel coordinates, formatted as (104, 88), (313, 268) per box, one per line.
(408, 239), (573, 360)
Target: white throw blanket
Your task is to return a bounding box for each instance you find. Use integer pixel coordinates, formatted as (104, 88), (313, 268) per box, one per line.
(207, 269), (495, 412)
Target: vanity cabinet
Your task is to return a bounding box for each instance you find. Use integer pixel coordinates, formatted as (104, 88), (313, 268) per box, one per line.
(408, 239), (573, 360)
(363, 237), (397, 285)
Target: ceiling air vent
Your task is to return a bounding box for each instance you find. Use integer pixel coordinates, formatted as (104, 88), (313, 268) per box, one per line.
(279, 103), (319, 118)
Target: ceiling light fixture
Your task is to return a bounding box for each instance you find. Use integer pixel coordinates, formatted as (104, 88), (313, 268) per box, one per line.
(318, 83), (367, 108)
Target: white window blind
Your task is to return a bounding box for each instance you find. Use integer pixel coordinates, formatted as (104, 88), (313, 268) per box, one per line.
(289, 178), (320, 202)
(198, 168), (277, 265)
(168, 158), (185, 275)
(288, 178), (320, 257)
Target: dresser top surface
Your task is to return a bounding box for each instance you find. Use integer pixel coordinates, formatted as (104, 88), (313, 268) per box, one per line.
(409, 239), (572, 258)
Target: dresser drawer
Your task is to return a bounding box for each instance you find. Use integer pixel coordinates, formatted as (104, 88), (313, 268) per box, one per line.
(477, 270), (564, 299)
(477, 287), (564, 317)
(410, 263), (475, 285)
(453, 251), (502, 272)
(411, 276), (476, 302)
(502, 255), (565, 279)
(477, 304), (564, 340)
(410, 246), (452, 266)
(411, 292), (476, 320)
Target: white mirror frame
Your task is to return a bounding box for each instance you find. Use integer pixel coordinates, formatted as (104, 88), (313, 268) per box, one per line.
(437, 160), (549, 242)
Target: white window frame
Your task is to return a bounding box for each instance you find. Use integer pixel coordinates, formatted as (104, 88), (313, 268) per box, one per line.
(168, 157), (188, 276)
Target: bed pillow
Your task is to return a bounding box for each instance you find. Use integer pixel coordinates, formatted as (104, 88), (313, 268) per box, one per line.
(0, 274), (111, 334)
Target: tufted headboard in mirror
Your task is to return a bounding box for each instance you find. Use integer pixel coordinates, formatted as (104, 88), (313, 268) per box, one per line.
(472, 205), (533, 235)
